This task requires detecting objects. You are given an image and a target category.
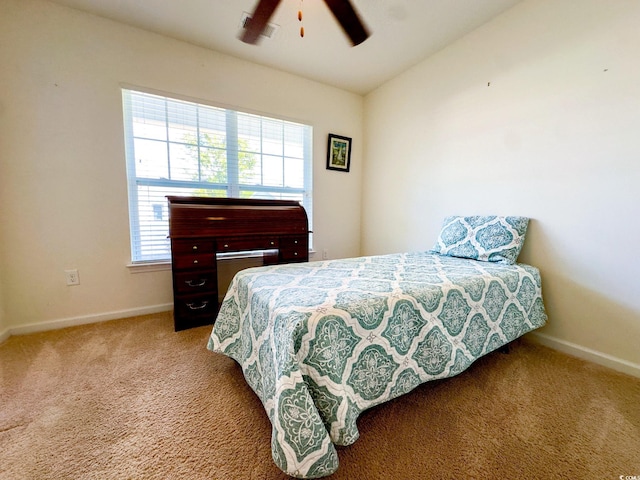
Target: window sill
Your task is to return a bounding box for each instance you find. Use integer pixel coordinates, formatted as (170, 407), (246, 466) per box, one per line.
(126, 261), (171, 273)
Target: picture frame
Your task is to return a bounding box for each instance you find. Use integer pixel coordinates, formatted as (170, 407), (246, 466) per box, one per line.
(326, 134), (352, 172)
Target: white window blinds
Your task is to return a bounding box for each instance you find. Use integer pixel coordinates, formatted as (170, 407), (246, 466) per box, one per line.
(122, 88), (313, 263)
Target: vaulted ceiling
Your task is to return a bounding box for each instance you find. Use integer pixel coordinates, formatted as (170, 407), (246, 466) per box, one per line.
(46, 0), (522, 95)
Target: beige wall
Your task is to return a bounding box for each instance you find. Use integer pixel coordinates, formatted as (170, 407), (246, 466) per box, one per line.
(363, 0), (640, 372)
(0, 0), (363, 331)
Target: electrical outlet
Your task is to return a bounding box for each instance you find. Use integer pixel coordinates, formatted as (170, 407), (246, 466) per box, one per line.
(322, 249), (328, 260)
(65, 269), (80, 286)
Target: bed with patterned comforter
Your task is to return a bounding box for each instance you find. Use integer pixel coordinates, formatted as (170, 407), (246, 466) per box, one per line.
(208, 248), (547, 478)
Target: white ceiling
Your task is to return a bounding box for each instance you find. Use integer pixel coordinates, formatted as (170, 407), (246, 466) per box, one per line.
(46, 0), (522, 95)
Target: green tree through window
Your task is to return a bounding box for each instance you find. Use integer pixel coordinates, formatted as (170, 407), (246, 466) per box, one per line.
(183, 132), (257, 198)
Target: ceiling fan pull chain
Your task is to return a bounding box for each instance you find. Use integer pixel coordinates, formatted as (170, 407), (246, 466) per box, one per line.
(299, 0), (304, 38)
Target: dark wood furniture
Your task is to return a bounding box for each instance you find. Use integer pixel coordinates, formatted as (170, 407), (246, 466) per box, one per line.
(167, 196), (309, 331)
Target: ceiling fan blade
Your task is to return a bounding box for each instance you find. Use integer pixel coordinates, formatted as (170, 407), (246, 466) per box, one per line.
(241, 0), (282, 44)
(323, 0), (370, 46)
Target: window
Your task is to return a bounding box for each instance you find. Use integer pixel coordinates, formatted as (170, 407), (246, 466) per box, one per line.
(122, 88), (313, 263)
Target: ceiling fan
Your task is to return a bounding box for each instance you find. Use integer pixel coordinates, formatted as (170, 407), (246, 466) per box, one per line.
(241, 0), (370, 46)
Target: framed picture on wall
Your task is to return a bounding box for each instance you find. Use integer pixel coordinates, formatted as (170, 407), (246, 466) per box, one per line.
(326, 134), (352, 172)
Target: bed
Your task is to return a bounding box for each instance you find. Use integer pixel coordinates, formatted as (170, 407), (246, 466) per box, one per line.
(207, 216), (548, 478)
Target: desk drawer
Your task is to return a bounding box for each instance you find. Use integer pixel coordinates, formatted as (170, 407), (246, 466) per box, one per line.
(279, 236), (308, 261)
(174, 271), (217, 295)
(216, 237), (279, 252)
(175, 294), (217, 319)
(172, 253), (216, 270)
(171, 239), (214, 255)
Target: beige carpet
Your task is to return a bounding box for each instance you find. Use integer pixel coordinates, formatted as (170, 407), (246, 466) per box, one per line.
(1, 311), (639, 479)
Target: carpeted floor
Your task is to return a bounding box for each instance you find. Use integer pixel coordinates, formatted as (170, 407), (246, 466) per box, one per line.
(1, 311), (639, 479)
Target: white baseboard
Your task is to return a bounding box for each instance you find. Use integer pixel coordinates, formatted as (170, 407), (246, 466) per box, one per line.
(6, 303), (173, 338)
(0, 328), (10, 344)
(4, 309), (639, 380)
(529, 331), (640, 379)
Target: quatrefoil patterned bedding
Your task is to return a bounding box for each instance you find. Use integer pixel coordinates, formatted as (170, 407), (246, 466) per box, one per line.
(431, 215), (529, 264)
(208, 251), (547, 478)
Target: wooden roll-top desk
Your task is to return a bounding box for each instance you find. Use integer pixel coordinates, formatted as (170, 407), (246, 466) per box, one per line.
(167, 196), (309, 331)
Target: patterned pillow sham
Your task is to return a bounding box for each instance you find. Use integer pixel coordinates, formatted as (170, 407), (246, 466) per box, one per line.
(431, 216), (529, 264)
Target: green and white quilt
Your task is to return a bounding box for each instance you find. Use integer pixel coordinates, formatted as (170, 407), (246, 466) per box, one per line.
(208, 252), (547, 478)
